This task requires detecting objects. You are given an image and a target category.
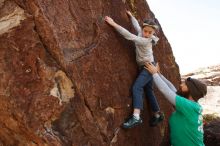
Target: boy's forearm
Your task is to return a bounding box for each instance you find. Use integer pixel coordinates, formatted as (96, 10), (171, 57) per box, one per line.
(113, 24), (135, 40)
(111, 22), (120, 28)
(130, 16), (141, 34)
(107, 20), (122, 31)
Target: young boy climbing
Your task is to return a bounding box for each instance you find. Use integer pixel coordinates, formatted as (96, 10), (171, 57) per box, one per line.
(105, 11), (164, 128)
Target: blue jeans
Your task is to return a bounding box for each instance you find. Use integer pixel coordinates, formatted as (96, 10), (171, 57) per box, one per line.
(132, 66), (160, 112)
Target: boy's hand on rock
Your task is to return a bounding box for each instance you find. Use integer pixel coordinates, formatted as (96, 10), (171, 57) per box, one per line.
(105, 16), (115, 26)
(126, 11), (132, 17)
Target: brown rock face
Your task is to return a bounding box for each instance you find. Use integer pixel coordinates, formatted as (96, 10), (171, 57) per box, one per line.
(0, 0), (180, 146)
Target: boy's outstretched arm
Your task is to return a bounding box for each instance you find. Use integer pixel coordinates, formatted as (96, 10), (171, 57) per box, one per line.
(145, 63), (176, 106)
(105, 16), (118, 28)
(126, 11), (141, 35)
(105, 16), (152, 45)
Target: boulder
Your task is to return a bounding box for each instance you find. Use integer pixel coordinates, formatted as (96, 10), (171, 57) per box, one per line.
(204, 119), (220, 146)
(0, 0), (180, 145)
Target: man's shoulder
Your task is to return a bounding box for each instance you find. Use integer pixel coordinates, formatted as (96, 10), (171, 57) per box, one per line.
(175, 95), (202, 111)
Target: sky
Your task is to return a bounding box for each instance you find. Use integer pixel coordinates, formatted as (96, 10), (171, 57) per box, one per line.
(147, 0), (220, 74)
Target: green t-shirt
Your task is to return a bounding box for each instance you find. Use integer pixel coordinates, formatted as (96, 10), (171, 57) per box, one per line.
(169, 95), (204, 146)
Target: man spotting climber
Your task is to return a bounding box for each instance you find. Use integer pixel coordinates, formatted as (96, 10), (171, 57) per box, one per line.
(145, 63), (207, 146)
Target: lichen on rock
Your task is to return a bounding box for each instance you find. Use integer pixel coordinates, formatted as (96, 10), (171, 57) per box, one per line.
(50, 70), (75, 105)
(0, 2), (26, 35)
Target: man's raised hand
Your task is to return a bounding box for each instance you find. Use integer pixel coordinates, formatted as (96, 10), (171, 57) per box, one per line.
(144, 62), (158, 75)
